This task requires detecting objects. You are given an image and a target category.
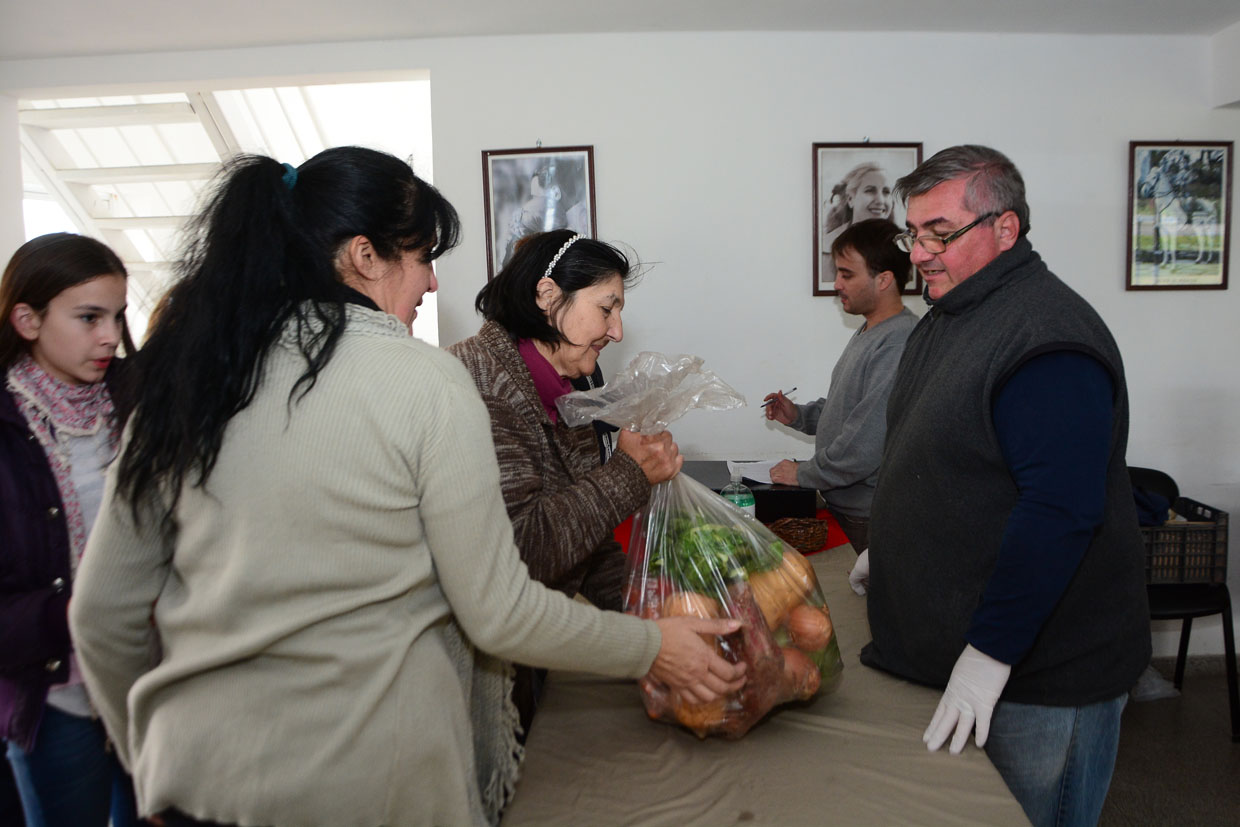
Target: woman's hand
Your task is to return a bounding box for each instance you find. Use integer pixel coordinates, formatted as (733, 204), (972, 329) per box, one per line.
(648, 617), (747, 704)
(617, 430), (684, 485)
(762, 391), (797, 424)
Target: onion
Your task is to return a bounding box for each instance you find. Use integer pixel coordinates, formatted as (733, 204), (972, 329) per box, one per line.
(786, 604), (832, 651)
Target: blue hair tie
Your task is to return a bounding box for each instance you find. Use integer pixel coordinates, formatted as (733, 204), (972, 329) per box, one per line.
(281, 162), (299, 190)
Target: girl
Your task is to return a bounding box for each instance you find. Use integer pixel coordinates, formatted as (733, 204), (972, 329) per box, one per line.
(0, 233), (141, 827)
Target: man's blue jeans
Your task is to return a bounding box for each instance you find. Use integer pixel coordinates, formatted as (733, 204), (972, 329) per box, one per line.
(6, 705), (140, 827)
(985, 694), (1127, 827)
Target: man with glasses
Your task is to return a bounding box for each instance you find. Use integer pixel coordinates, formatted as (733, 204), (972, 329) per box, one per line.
(861, 145), (1150, 827)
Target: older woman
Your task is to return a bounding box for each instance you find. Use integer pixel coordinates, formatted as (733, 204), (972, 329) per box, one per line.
(448, 229), (680, 730)
(68, 149), (743, 827)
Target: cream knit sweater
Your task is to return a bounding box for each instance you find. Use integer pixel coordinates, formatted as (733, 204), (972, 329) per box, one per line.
(70, 305), (660, 827)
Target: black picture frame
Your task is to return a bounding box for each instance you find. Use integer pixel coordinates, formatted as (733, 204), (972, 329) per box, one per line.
(813, 142), (923, 296)
(482, 145), (596, 280)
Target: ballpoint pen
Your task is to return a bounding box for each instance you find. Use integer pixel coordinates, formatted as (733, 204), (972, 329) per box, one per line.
(761, 386), (797, 407)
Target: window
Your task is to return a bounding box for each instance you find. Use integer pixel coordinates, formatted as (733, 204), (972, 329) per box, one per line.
(19, 79), (439, 343)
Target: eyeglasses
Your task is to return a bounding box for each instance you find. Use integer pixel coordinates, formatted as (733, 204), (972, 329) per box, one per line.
(893, 213), (999, 254)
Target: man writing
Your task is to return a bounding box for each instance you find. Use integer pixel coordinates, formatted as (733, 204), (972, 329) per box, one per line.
(764, 218), (917, 556)
(862, 145), (1150, 827)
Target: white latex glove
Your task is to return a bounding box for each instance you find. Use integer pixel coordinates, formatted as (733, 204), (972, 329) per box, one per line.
(848, 549), (870, 595)
(924, 644), (1012, 754)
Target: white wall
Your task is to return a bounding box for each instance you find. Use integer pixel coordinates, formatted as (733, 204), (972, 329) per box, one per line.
(0, 95), (22, 258)
(2, 30), (1238, 656)
(1211, 19), (1240, 107)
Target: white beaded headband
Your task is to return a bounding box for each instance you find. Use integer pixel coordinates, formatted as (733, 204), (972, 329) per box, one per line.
(543, 234), (581, 278)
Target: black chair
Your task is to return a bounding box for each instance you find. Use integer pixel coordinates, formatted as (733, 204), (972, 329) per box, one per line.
(1130, 466), (1239, 741)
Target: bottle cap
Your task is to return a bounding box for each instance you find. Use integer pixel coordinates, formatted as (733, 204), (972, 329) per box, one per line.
(730, 469), (742, 483)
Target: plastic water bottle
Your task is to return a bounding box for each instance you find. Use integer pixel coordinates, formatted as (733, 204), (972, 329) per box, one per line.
(722, 470), (756, 518)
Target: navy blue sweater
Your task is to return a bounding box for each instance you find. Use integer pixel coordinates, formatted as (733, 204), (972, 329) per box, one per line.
(968, 350), (1114, 663)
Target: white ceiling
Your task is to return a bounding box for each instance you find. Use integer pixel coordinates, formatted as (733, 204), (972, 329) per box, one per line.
(5, 0), (1240, 62)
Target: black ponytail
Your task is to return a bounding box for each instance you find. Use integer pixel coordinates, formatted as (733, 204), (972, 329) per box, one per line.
(117, 147), (459, 524)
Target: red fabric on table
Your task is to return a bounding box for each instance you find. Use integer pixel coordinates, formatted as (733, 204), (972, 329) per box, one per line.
(614, 515), (635, 554)
(612, 509), (849, 555)
(817, 508), (849, 552)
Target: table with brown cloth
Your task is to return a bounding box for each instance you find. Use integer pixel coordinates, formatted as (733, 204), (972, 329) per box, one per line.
(501, 543), (1029, 826)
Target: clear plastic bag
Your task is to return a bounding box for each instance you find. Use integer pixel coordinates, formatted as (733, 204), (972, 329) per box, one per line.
(557, 351), (747, 433)
(557, 352), (843, 739)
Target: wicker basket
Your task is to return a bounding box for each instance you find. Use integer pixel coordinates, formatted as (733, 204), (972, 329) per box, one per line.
(767, 517), (829, 555)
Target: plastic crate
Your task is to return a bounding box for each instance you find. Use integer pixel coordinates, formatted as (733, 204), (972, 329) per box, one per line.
(1141, 496), (1228, 585)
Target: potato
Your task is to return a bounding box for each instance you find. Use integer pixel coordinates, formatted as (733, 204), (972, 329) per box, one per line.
(673, 693), (729, 737)
(749, 550), (816, 628)
(661, 590), (725, 648)
(661, 590), (721, 620)
(779, 646), (822, 701)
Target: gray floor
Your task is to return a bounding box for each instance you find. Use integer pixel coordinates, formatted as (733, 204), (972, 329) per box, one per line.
(1101, 659), (1239, 826)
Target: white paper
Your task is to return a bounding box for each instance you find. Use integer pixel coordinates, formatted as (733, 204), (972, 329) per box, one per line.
(726, 459), (780, 485)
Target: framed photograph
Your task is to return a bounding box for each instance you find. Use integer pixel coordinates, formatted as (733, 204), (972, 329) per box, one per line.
(1127, 141), (1232, 290)
(813, 142), (923, 296)
(482, 146), (596, 279)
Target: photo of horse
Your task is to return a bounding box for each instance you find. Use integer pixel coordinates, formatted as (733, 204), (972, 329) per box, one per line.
(1128, 142), (1231, 290)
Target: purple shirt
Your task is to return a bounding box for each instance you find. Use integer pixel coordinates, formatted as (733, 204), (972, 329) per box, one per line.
(517, 338), (572, 423)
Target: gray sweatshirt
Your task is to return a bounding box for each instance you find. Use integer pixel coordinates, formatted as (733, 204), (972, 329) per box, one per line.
(791, 307), (918, 515)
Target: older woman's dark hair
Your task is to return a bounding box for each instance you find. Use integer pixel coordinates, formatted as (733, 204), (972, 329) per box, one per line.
(0, 232), (134, 370)
(476, 229), (632, 346)
(118, 146), (460, 524)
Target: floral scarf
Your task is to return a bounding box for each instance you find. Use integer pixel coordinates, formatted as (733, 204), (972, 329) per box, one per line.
(6, 354), (116, 568)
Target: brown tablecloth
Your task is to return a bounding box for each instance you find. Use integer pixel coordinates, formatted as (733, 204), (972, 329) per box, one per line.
(501, 544), (1030, 826)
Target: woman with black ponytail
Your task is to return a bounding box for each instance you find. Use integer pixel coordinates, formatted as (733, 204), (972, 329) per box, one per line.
(67, 147), (745, 827)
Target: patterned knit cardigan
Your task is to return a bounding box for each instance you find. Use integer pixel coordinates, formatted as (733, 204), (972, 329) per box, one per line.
(447, 320), (651, 609)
